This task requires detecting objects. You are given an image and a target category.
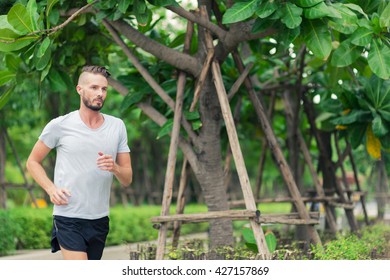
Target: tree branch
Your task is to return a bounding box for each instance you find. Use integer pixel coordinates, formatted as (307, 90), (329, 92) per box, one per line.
(108, 19), (201, 77)
(166, 5), (227, 40)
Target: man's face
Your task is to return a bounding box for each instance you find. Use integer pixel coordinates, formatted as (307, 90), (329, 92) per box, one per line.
(77, 73), (108, 111)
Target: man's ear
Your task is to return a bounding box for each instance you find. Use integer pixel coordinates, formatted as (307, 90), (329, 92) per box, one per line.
(76, 85), (82, 95)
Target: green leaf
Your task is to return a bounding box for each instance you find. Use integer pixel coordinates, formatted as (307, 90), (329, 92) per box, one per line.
(222, 0), (260, 24)
(0, 28), (38, 52)
(147, 0), (178, 7)
(157, 119), (173, 139)
(256, 0), (277, 18)
(121, 91), (145, 112)
(380, 135), (390, 150)
(280, 2), (302, 29)
(331, 110), (372, 125)
(184, 111), (200, 121)
(46, 0), (59, 28)
(328, 3), (358, 34)
(331, 40), (362, 67)
(191, 120), (202, 131)
(5, 54), (21, 71)
(265, 231), (277, 252)
(304, 2), (332, 19)
(252, 17), (277, 33)
(0, 70), (16, 86)
(277, 26), (300, 48)
(372, 114), (388, 137)
(0, 85), (15, 111)
(33, 46), (51, 70)
(48, 68), (68, 92)
(303, 20), (332, 60)
(118, 0), (132, 13)
(41, 59), (52, 81)
(324, 4), (342, 19)
(7, 3), (34, 34)
(27, 0), (39, 31)
(362, 76), (390, 110)
(134, 0), (147, 14)
(344, 3), (368, 19)
(295, 0), (323, 8)
(368, 39), (390, 80)
(350, 27), (373, 47)
(349, 123), (367, 149)
(379, 2), (390, 28)
(37, 37), (51, 58)
(136, 9), (152, 27)
(242, 227), (256, 244)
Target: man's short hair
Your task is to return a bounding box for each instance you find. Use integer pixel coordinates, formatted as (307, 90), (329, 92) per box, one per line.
(80, 65), (111, 78)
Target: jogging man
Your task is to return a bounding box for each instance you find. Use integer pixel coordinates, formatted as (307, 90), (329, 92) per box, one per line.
(26, 65), (132, 260)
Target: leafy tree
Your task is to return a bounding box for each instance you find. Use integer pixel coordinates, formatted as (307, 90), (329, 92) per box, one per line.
(1, 0), (389, 251)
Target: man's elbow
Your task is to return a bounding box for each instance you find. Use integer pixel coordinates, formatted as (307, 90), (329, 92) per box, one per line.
(122, 172), (133, 187)
(26, 157), (34, 173)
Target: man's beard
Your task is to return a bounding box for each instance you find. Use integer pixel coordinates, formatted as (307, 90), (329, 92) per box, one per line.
(82, 96), (104, 111)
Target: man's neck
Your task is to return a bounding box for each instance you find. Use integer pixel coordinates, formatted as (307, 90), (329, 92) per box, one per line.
(78, 107), (104, 129)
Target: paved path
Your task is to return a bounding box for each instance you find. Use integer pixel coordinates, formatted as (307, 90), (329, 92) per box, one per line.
(0, 233), (208, 260)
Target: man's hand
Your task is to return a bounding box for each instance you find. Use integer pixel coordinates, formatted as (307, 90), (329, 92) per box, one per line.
(97, 152), (116, 172)
(48, 188), (71, 205)
(97, 152), (132, 186)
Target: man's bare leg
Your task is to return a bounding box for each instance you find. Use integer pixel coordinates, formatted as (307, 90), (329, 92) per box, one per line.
(60, 245), (88, 260)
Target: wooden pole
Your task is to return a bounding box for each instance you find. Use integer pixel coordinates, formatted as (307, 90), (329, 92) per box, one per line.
(232, 52), (322, 245)
(155, 21), (193, 260)
(172, 158), (190, 248)
(255, 92), (276, 199)
(211, 61), (270, 259)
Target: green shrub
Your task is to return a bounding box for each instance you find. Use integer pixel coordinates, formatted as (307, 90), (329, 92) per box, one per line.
(9, 208), (53, 250)
(311, 223), (390, 260)
(0, 204), (210, 255)
(106, 204), (209, 245)
(0, 210), (17, 256)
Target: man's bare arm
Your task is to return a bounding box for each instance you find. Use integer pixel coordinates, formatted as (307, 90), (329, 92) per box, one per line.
(26, 140), (71, 205)
(97, 152), (133, 187)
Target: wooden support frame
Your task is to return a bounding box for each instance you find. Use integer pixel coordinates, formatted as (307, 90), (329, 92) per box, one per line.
(231, 52), (322, 245)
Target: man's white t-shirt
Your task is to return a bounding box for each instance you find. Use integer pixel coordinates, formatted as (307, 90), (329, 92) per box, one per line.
(39, 110), (130, 219)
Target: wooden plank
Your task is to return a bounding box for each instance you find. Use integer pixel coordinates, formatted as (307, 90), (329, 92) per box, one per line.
(151, 211), (319, 225)
(328, 202), (355, 209)
(229, 196), (337, 207)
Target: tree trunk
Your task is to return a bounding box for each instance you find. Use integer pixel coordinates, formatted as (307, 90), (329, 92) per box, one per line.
(377, 159), (388, 220)
(0, 125), (6, 209)
(193, 76), (234, 249)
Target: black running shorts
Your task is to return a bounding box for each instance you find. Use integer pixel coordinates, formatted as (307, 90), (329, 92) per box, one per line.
(51, 215), (109, 260)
